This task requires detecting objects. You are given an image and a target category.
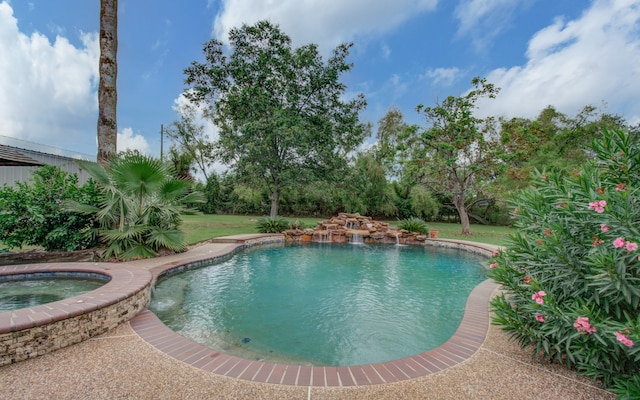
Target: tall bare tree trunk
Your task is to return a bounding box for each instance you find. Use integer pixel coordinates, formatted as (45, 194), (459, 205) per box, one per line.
(97, 0), (118, 166)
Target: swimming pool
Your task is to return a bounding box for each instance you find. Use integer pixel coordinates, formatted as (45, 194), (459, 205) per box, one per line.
(150, 242), (487, 366)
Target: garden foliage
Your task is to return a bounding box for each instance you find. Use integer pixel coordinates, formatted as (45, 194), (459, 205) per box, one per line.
(256, 217), (289, 233)
(398, 217), (429, 235)
(0, 166), (100, 251)
(488, 129), (639, 397)
(67, 153), (204, 260)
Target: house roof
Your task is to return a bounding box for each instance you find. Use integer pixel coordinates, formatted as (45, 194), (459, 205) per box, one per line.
(0, 144), (44, 166)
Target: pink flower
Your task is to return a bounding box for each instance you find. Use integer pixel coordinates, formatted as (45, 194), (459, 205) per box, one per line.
(574, 317), (596, 334)
(614, 238), (640, 251)
(532, 291), (546, 305)
(614, 332), (634, 347)
(614, 237), (626, 249)
(600, 224), (609, 233)
(616, 183), (627, 192)
(588, 200), (606, 213)
(489, 263), (498, 269)
(535, 314), (545, 323)
(493, 250), (499, 257)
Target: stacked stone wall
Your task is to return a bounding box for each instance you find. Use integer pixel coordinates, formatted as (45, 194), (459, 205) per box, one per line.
(0, 285), (149, 366)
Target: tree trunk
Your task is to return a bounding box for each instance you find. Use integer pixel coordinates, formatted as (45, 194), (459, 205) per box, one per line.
(97, 0), (118, 166)
(269, 188), (279, 219)
(453, 196), (471, 235)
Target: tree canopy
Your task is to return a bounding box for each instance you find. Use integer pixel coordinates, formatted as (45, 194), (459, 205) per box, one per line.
(184, 20), (368, 218)
(400, 77), (501, 234)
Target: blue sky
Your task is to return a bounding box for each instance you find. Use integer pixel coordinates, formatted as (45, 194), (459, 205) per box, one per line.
(1, 0), (639, 166)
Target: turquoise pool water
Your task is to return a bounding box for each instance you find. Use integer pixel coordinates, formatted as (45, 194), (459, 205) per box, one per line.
(0, 278), (105, 313)
(150, 243), (487, 366)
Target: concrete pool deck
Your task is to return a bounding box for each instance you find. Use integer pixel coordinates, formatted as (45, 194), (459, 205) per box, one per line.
(0, 237), (615, 399)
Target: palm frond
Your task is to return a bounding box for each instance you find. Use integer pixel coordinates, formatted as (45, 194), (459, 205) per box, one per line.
(146, 227), (186, 252)
(121, 242), (157, 259)
(76, 160), (110, 186)
(100, 224), (148, 241)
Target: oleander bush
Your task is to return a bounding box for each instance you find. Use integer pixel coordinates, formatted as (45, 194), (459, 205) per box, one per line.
(488, 129), (639, 398)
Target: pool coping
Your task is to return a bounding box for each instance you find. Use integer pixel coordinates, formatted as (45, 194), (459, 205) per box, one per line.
(131, 236), (500, 387)
(0, 262), (152, 365)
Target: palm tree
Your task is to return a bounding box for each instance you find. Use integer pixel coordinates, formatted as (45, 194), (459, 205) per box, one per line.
(68, 153), (204, 259)
(97, 0), (118, 166)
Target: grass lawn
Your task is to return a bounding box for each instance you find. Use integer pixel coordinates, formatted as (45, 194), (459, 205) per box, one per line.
(2, 215), (512, 251)
(182, 214), (513, 246)
(181, 214), (324, 245)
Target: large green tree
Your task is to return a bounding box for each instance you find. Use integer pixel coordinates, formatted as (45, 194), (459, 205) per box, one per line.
(402, 77), (501, 235)
(184, 20), (368, 218)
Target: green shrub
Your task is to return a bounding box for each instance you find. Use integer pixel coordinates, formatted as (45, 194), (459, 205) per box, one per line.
(67, 153), (204, 259)
(0, 165), (100, 251)
(288, 219), (305, 230)
(398, 217), (429, 234)
(256, 217), (289, 233)
(488, 129), (639, 396)
(409, 185), (440, 220)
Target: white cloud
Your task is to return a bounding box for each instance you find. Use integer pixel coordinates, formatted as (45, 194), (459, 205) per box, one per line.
(117, 127), (151, 155)
(476, 0), (640, 122)
(0, 2), (99, 153)
(454, 0), (522, 51)
(213, 0), (438, 53)
(421, 67), (463, 86)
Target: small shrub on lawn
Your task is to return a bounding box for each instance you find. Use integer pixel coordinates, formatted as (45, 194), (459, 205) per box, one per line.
(256, 217), (289, 233)
(288, 219), (305, 230)
(488, 129), (639, 397)
(398, 217), (429, 234)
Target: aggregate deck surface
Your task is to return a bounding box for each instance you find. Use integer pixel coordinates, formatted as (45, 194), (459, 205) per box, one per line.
(0, 238), (615, 399)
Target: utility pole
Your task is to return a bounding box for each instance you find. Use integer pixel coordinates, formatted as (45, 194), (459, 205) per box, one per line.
(160, 124), (164, 161)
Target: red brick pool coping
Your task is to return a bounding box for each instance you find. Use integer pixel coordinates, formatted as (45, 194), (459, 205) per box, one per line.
(131, 238), (499, 387)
